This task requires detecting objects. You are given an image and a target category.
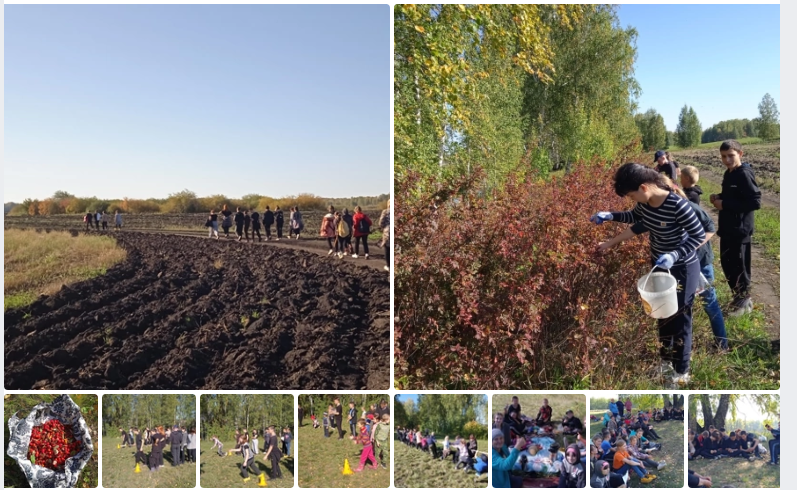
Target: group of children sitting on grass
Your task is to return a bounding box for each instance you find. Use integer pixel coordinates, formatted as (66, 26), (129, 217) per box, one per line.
(395, 426), (489, 477)
(591, 140), (762, 387)
(118, 425), (196, 472)
(590, 404), (674, 487)
(492, 397), (587, 488)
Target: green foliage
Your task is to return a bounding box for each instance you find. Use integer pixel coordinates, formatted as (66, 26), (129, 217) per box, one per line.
(395, 395), (487, 438)
(757, 93), (780, 140)
(103, 395), (196, 436)
(676, 105), (702, 148)
(702, 118), (757, 143)
(636, 109), (667, 150)
(201, 394), (293, 440)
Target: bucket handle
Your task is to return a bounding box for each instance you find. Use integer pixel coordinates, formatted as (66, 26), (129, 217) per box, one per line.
(641, 266), (671, 291)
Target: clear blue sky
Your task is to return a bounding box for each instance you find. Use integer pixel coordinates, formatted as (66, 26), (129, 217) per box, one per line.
(617, 4), (780, 131)
(4, 5), (389, 202)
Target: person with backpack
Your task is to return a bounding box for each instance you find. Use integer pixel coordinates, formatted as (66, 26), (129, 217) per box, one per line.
(263, 206), (275, 241)
(220, 204), (233, 239)
(274, 206), (284, 240)
(320, 206), (336, 255)
(341, 209), (354, 256)
(234, 207), (245, 242)
(334, 211), (351, 259)
(352, 206), (372, 259)
(250, 209), (262, 242)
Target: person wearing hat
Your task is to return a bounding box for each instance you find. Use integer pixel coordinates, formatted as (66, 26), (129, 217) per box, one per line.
(492, 428), (526, 488)
(654, 150), (677, 181)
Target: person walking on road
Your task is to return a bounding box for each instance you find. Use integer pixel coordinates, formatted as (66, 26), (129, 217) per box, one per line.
(274, 206), (284, 240)
(208, 210), (219, 239)
(263, 206), (275, 241)
(352, 206), (372, 259)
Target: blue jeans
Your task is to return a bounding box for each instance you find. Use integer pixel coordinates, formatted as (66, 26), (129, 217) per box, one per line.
(285, 441), (291, 456)
(699, 264), (728, 349)
(770, 441), (779, 463)
(617, 458), (646, 478)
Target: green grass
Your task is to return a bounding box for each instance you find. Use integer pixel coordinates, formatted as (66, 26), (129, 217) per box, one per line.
(102, 436), (195, 488)
(4, 229), (126, 311)
(588, 417), (683, 488)
(668, 137), (764, 151)
(4, 395), (98, 488)
(297, 423), (389, 488)
(393, 440), (487, 488)
(199, 439), (294, 488)
(689, 454), (779, 487)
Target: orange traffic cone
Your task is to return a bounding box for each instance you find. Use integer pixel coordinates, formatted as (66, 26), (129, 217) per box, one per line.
(342, 458), (354, 475)
(134, 463), (141, 473)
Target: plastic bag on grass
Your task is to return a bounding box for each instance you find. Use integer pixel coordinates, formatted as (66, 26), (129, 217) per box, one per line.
(7, 394), (94, 488)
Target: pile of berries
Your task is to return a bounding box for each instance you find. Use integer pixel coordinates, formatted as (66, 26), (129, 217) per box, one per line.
(27, 419), (82, 470)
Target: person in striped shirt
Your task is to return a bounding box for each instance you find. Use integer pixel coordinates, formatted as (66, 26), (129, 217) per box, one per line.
(592, 163), (705, 387)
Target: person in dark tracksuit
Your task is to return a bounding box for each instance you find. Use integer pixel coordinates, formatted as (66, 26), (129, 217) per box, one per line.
(274, 206), (284, 240)
(170, 426), (183, 466)
(221, 205), (233, 238)
(234, 207), (245, 242)
(263, 426), (283, 480)
(592, 163), (705, 388)
(710, 139), (762, 316)
(251, 210), (262, 241)
(263, 206), (275, 241)
(134, 428), (147, 468)
(333, 398), (345, 439)
(243, 210), (251, 241)
(149, 427), (165, 471)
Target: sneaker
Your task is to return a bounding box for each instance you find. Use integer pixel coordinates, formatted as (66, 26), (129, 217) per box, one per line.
(728, 297), (753, 317)
(640, 476), (655, 484)
(657, 461), (666, 470)
(351, 254), (359, 259)
(365, 254), (370, 260)
(384, 266), (390, 272)
(328, 249), (334, 256)
(381, 463), (387, 469)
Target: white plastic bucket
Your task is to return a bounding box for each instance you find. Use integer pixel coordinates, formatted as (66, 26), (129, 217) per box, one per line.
(637, 267), (678, 319)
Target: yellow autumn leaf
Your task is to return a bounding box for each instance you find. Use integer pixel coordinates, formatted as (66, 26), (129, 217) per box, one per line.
(414, 25), (425, 33)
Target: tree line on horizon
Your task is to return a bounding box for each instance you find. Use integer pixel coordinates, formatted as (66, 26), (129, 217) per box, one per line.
(5, 190), (389, 217)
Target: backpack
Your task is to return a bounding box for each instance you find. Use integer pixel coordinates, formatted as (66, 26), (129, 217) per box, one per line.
(337, 219), (350, 237)
(357, 216), (370, 235)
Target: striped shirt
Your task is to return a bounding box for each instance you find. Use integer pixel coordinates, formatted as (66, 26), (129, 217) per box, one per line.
(612, 192), (705, 265)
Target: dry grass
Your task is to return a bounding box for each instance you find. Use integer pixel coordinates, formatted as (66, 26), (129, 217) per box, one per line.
(4, 229), (126, 310)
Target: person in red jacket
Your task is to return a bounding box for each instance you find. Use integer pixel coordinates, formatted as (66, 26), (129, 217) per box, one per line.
(351, 206), (373, 259)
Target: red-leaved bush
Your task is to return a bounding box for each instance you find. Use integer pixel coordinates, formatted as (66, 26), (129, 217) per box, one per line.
(395, 163), (659, 389)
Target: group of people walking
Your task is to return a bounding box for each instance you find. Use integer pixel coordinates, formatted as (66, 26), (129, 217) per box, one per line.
(84, 210), (123, 230)
(207, 204), (293, 241)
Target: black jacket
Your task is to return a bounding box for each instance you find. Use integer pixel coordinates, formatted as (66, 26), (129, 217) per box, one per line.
(264, 210), (275, 226)
(717, 163), (761, 242)
(683, 185), (703, 205)
(234, 211), (245, 226)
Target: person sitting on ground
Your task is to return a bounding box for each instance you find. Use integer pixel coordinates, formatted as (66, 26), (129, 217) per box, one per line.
(558, 444), (586, 488)
(536, 398), (553, 426)
(739, 431), (762, 460)
(600, 432), (615, 461)
(474, 454), (488, 476)
(612, 439), (655, 484)
(688, 469), (713, 488)
(507, 410), (525, 437)
(591, 459), (628, 488)
(766, 423), (780, 465)
(721, 431), (742, 458)
(492, 429), (525, 488)
(467, 434), (478, 458)
(628, 436), (666, 470)
(562, 410), (584, 435)
(494, 412), (512, 447)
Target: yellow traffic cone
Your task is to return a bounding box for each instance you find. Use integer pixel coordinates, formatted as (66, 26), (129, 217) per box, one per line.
(258, 473), (267, 487)
(117, 444), (120, 449)
(342, 458), (354, 475)
(134, 463), (141, 473)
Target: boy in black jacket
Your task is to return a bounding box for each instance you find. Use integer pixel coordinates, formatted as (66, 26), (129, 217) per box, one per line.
(234, 208), (245, 242)
(710, 139), (762, 316)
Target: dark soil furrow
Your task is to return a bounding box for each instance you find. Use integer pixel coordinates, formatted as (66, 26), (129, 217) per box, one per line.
(4, 232), (390, 390)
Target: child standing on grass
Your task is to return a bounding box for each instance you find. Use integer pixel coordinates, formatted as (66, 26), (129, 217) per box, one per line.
(353, 419), (377, 472)
(251, 430), (259, 455)
(263, 426), (283, 480)
(372, 414), (391, 469)
(238, 434), (265, 485)
(348, 400), (357, 440)
(710, 139), (762, 316)
(323, 410), (331, 438)
(133, 427), (147, 469)
(593, 163), (705, 387)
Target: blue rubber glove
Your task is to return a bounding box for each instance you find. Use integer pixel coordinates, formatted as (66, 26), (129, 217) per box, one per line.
(589, 212), (613, 225)
(655, 253), (676, 270)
